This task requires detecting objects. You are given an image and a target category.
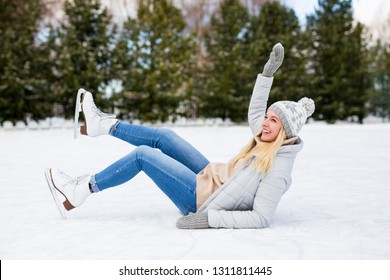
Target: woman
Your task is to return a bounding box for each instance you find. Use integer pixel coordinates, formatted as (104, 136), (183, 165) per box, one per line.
(45, 43), (314, 229)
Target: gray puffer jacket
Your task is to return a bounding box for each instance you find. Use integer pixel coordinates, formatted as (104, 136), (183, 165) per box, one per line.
(197, 75), (303, 228)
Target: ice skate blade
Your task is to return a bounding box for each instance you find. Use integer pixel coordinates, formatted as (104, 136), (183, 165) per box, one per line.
(44, 169), (67, 220)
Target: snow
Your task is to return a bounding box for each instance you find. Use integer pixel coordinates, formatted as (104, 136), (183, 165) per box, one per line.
(1, 122), (390, 260)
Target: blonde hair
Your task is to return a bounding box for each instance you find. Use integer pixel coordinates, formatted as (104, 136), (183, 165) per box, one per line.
(229, 127), (287, 175)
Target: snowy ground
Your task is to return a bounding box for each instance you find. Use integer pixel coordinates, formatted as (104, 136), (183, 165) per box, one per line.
(1, 122), (389, 260)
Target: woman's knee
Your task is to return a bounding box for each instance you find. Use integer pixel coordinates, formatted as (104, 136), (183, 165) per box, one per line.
(158, 128), (178, 140)
(134, 145), (156, 157)
(131, 145), (157, 170)
(155, 128), (181, 147)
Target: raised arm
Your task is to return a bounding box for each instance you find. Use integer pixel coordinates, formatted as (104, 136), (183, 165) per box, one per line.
(248, 43), (284, 135)
(175, 44), (285, 230)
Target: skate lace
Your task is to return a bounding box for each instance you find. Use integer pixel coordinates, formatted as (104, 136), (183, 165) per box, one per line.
(57, 170), (72, 182)
(70, 174), (90, 186)
(90, 102), (116, 119)
(58, 171), (89, 186)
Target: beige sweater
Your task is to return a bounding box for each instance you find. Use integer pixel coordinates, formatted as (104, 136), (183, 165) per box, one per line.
(196, 161), (237, 209)
(195, 137), (297, 209)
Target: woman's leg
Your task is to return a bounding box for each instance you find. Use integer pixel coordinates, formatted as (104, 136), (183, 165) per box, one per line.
(90, 145), (197, 215)
(110, 122), (209, 174)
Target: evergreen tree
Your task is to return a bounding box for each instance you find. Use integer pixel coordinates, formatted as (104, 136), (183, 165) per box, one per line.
(49, 0), (117, 118)
(202, 0), (251, 122)
(342, 22), (370, 122)
(248, 1), (308, 105)
(306, 0), (370, 123)
(0, 0), (50, 123)
(114, 0), (195, 122)
(369, 39), (390, 121)
(178, 0), (214, 119)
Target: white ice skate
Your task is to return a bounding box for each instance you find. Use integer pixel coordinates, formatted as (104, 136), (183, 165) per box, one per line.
(44, 168), (92, 219)
(74, 88), (117, 139)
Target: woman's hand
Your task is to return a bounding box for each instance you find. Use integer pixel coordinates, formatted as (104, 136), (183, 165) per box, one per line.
(176, 212), (209, 229)
(262, 43), (284, 77)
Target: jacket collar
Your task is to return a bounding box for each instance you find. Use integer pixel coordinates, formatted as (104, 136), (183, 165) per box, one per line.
(282, 136), (298, 146)
(277, 137), (303, 157)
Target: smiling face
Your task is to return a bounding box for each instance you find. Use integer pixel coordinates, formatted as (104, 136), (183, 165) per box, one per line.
(260, 109), (283, 142)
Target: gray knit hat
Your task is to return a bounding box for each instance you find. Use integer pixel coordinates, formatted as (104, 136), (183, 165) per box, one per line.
(268, 97), (315, 138)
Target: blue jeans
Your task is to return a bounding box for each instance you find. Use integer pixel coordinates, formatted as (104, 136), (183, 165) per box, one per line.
(90, 122), (210, 214)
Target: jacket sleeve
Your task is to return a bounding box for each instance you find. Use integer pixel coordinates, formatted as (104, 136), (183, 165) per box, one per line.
(248, 75), (274, 136)
(207, 171), (290, 229)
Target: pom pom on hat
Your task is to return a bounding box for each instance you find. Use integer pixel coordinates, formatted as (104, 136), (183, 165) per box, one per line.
(268, 97), (315, 138)
(298, 97), (315, 117)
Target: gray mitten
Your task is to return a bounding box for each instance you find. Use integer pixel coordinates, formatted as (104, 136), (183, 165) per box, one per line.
(176, 212), (209, 229)
(262, 43), (284, 77)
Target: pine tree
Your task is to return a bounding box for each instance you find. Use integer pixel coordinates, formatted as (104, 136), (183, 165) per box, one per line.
(306, 0), (370, 123)
(114, 0), (195, 122)
(178, 0), (215, 119)
(248, 1), (308, 105)
(49, 0), (117, 118)
(202, 0), (251, 122)
(369, 39), (390, 121)
(0, 0), (50, 123)
(342, 22), (370, 122)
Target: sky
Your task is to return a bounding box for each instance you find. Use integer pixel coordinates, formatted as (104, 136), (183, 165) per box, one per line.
(50, 0), (390, 33)
(281, 0), (390, 29)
